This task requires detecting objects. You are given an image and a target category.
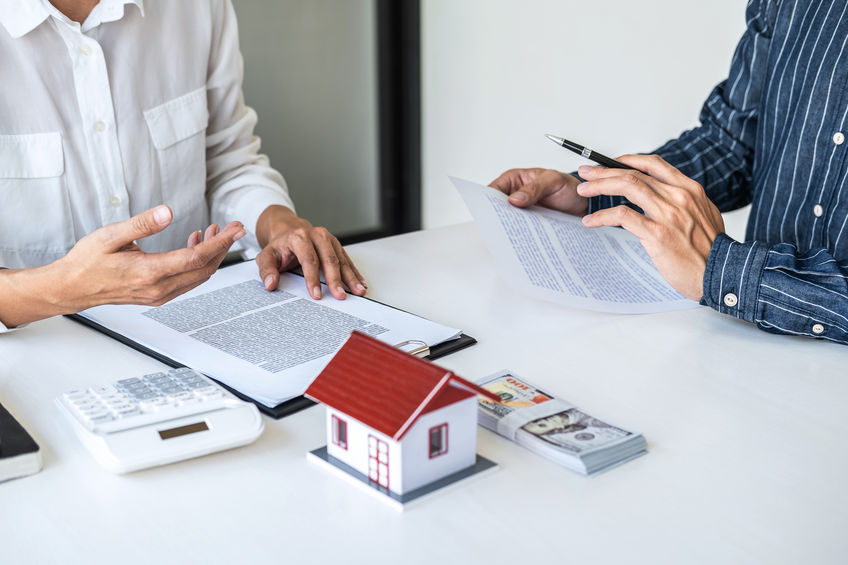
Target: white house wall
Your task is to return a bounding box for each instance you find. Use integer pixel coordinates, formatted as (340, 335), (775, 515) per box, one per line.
(399, 396), (478, 493)
(324, 407), (403, 493)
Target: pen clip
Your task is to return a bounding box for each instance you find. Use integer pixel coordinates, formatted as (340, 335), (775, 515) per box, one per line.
(394, 339), (430, 358)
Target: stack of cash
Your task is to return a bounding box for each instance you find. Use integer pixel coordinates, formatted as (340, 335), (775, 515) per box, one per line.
(476, 370), (647, 475)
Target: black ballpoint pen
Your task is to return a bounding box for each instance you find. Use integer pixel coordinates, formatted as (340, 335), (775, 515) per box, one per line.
(545, 134), (630, 170)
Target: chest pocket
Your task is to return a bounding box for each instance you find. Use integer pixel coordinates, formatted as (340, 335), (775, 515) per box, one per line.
(144, 87), (209, 219)
(0, 132), (74, 262)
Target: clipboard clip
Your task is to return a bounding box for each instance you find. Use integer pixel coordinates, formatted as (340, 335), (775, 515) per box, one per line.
(394, 339), (430, 358)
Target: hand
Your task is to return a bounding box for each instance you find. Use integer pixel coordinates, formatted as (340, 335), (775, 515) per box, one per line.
(489, 168), (587, 215)
(0, 206), (245, 328)
(576, 154), (725, 301)
(255, 205), (366, 300)
(58, 205), (245, 309)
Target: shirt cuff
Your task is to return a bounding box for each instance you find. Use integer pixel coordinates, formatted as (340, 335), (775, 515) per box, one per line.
(700, 233), (769, 322)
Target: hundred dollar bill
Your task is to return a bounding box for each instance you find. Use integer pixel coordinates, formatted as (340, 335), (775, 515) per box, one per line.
(477, 370), (646, 473)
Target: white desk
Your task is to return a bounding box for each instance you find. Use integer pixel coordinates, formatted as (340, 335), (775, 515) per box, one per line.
(2, 223), (847, 564)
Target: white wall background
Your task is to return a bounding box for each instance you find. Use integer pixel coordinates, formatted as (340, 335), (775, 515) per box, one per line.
(422, 0), (751, 240)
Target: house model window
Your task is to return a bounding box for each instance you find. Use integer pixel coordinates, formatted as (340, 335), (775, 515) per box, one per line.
(429, 424), (448, 458)
(332, 415), (348, 450)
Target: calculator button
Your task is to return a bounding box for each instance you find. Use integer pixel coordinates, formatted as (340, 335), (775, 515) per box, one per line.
(139, 401), (167, 412)
(74, 401), (103, 412)
(177, 397), (204, 407)
(117, 378), (142, 386)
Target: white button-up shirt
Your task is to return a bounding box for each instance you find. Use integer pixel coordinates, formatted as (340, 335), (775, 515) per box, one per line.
(0, 0), (294, 271)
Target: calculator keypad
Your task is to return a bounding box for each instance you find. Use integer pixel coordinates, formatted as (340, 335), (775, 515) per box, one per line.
(61, 368), (234, 434)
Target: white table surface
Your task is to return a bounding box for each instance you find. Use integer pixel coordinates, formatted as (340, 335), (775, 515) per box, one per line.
(2, 222), (847, 565)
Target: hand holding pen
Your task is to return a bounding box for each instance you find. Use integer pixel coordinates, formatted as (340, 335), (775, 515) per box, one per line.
(489, 134), (724, 302)
(489, 134), (632, 215)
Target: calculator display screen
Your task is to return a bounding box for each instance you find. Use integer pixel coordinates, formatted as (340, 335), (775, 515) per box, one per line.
(158, 421), (209, 440)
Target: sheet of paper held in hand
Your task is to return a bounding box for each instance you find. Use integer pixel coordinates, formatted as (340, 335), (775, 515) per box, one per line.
(80, 261), (461, 407)
(451, 177), (698, 314)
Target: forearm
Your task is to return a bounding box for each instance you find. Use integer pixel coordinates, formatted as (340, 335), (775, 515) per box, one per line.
(702, 234), (848, 344)
(0, 264), (70, 329)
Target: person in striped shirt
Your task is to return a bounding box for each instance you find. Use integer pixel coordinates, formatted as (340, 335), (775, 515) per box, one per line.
(492, 0), (848, 345)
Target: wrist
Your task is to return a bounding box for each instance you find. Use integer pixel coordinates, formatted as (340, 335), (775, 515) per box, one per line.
(256, 205), (304, 247)
(0, 262), (74, 327)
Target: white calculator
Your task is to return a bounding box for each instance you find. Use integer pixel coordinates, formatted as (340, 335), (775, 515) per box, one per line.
(56, 367), (264, 473)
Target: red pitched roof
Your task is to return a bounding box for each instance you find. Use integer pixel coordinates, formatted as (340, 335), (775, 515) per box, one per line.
(305, 331), (499, 441)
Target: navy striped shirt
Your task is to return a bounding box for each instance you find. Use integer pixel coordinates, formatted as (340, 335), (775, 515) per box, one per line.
(590, 0), (848, 345)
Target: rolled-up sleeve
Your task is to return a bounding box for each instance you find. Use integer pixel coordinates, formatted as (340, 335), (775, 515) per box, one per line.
(204, 0), (295, 256)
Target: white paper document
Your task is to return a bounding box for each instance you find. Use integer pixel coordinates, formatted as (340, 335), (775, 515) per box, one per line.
(80, 261), (461, 407)
(452, 177), (698, 313)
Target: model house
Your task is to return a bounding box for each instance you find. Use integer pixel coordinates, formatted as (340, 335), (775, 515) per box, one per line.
(305, 331), (500, 496)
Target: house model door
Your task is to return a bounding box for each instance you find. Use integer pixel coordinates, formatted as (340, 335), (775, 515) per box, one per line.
(367, 435), (390, 490)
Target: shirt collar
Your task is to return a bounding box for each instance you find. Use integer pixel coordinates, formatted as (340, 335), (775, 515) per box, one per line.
(0, 0), (145, 39)
(0, 1), (50, 38)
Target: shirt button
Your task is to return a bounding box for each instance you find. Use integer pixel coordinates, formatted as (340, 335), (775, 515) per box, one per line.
(814, 204), (824, 217)
(833, 132), (845, 145)
(94, 120), (106, 132)
(109, 196), (121, 207)
(812, 323), (825, 335)
(723, 293), (738, 307)
(79, 43), (92, 56)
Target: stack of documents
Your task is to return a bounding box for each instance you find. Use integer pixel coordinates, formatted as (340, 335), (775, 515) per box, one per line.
(79, 262), (462, 408)
(476, 371), (646, 475)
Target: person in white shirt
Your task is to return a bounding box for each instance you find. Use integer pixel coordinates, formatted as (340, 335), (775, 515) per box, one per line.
(0, 0), (368, 331)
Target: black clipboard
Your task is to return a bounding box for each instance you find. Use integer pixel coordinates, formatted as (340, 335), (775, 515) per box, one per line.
(65, 291), (477, 419)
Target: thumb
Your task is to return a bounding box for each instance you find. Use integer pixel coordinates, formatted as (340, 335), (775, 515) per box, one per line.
(508, 178), (547, 208)
(100, 205), (173, 251)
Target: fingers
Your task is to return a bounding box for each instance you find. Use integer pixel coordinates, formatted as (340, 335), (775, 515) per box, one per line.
(204, 224), (220, 241)
(489, 169), (526, 193)
(256, 246), (282, 291)
(289, 231), (323, 299)
(330, 239), (366, 296)
(576, 174), (664, 218)
(302, 228), (347, 300)
(508, 170), (565, 208)
(615, 154), (686, 186)
(188, 224), (220, 249)
(151, 221), (245, 277)
(507, 176), (546, 207)
(338, 245), (367, 295)
(258, 226), (367, 299)
(582, 205), (654, 241)
(99, 205), (173, 251)
(578, 154), (687, 187)
(489, 168), (549, 207)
